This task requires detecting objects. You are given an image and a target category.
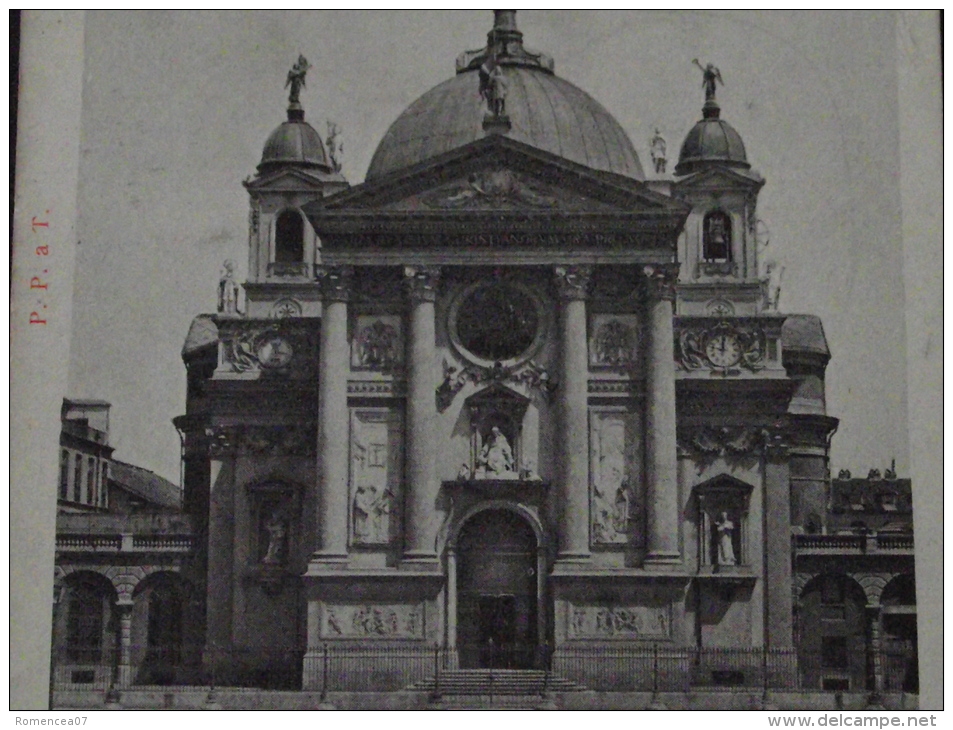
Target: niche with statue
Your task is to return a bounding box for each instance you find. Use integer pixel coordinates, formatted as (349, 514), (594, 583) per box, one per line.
(457, 384), (540, 483)
(692, 474), (752, 572)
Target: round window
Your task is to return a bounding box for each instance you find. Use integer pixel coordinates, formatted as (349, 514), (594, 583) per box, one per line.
(450, 282), (544, 365)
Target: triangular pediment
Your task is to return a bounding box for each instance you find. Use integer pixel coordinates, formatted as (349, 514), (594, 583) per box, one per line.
(674, 166), (765, 192)
(244, 167), (346, 193)
(311, 136), (688, 215)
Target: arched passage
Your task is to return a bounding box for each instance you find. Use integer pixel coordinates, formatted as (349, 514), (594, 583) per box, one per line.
(130, 572), (198, 685)
(797, 573), (868, 691)
(453, 508), (540, 669)
(881, 574), (917, 693)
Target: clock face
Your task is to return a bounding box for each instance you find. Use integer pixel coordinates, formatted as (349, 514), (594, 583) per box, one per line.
(257, 336), (294, 368)
(705, 331), (742, 368)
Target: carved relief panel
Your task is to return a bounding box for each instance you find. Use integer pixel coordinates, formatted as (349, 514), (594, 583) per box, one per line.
(589, 409), (642, 546)
(588, 314), (641, 370)
(349, 409), (403, 546)
(351, 314), (403, 372)
(320, 602), (424, 640)
(568, 602), (671, 640)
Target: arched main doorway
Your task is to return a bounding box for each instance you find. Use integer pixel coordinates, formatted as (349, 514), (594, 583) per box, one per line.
(456, 509), (539, 669)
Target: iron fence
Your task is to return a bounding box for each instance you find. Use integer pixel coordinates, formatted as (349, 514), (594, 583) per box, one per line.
(53, 643), (892, 694)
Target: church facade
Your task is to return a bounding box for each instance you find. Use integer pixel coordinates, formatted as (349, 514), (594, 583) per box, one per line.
(152, 11), (916, 700)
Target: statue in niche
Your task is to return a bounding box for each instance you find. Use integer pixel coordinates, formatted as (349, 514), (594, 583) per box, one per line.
(218, 260), (240, 315)
(353, 484), (393, 543)
(763, 261), (784, 311)
(261, 508), (288, 565)
(285, 54), (311, 105)
(475, 426), (515, 479)
(714, 511), (737, 566)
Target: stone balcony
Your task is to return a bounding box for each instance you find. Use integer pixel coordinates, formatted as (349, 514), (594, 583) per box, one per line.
(55, 513), (195, 554)
(793, 532), (914, 557)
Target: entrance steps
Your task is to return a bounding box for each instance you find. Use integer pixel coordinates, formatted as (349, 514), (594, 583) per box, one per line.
(409, 668), (585, 708)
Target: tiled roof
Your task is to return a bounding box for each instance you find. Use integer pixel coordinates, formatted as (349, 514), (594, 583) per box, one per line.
(109, 460), (182, 509)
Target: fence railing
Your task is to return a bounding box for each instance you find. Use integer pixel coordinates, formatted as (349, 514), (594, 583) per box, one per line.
(52, 643), (909, 694)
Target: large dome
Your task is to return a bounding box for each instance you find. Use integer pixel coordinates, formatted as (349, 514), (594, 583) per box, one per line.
(366, 12), (643, 181)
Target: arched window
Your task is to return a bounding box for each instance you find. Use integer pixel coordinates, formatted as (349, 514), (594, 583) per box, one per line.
(703, 210), (732, 262)
(66, 577), (111, 662)
(274, 209), (304, 263)
(86, 457), (96, 505)
(73, 453), (83, 502)
(59, 449), (69, 500)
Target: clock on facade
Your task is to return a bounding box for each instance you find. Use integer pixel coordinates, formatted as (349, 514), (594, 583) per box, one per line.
(256, 336), (294, 369)
(705, 331), (742, 368)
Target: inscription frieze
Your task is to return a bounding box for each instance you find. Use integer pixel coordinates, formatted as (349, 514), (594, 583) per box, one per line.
(568, 604), (670, 640)
(321, 603), (424, 639)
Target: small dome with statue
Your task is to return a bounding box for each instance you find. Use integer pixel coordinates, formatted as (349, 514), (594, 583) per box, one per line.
(675, 61), (750, 176)
(258, 55), (334, 174)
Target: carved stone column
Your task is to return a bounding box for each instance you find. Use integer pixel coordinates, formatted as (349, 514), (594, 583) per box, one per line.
(642, 264), (681, 566)
(403, 266), (441, 563)
(116, 601), (133, 688)
(554, 265), (592, 561)
(313, 266), (352, 562)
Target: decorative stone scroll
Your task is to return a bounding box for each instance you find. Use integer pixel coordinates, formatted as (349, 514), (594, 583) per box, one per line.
(677, 426), (764, 458)
(350, 409), (402, 546)
(437, 358), (556, 411)
(589, 315), (640, 368)
(675, 319), (766, 372)
(351, 315), (402, 371)
(568, 604), (670, 640)
(590, 410), (640, 545)
(321, 603), (424, 639)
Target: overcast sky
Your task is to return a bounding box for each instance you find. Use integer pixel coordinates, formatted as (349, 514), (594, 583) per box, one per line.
(68, 10), (909, 484)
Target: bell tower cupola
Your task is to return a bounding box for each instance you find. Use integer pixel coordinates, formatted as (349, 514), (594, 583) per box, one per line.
(673, 61), (767, 317)
(241, 56), (349, 318)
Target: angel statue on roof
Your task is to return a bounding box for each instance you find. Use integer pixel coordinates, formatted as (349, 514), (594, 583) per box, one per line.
(286, 54), (312, 105)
